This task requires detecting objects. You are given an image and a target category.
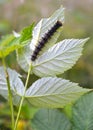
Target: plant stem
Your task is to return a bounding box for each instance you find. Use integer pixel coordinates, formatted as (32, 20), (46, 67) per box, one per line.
(2, 57), (14, 130)
(14, 64), (32, 130)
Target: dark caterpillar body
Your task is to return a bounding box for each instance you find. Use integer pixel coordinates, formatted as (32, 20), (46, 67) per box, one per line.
(31, 21), (62, 61)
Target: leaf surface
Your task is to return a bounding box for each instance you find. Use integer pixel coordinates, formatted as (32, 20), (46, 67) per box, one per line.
(31, 109), (71, 130)
(0, 24), (34, 58)
(25, 77), (90, 108)
(32, 38), (89, 77)
(17, 45), (31, 72)
(20, 23), (34, 44)
(0, 67), (24, 105)
(72, 92), (93, 130)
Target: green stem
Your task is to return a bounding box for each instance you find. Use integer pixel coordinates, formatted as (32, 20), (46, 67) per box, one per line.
(14, 64), (32, 130)
(2, 57), (14, 130)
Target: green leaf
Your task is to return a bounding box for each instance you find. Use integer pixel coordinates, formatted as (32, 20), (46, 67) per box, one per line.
(31, 109), (71, 130)
(0, 23), (34, 58)
(30, 6), (65, 55)
(72, 92), (93, 130)
(25, 77), (90, 108)
(0, 35), (16, 57)
(32, 38), (89, 77)
(20, 23), (34, 44)
(0, 34), (24, 58)
(0, 67), (24, 105)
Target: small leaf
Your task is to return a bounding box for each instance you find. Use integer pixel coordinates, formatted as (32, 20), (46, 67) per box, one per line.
(25, 77), (90, 108)
(0, 34), (24, 58)
(31, 109), (71, 130)
(0, 67), (24, 105)
(0, 35), (16, 57)
(0, 24), (34, 58)
(32, 38), (89, 77)
(20, 23), (34, 44)
(72, 92), (93, 130)
(30, 6), (65, 54)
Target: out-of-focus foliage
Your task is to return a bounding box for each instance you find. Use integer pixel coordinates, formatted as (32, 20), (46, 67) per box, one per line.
(0, 101), (38, 130)
(72, 92), (93, 130)
(31, 109), (71, 130)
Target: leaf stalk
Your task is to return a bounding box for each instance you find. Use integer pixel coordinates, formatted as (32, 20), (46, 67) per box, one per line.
(14, 63), (32, 130)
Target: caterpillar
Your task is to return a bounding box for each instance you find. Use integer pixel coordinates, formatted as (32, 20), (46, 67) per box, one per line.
(31, 21), (62, 61)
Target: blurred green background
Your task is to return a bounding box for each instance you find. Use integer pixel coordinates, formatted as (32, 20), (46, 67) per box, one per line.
(0, 0), (93, 129)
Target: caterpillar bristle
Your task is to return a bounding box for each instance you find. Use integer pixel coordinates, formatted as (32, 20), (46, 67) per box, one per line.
(31, 20), (63, 61)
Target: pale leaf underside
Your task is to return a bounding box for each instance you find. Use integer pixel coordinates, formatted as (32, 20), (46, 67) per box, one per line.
(25, 77), (90, 108)
(0, 67), (25, 105)
(32, 38), (89, 77)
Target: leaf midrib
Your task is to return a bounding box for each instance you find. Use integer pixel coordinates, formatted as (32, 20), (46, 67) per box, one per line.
(25, 91), (85, 98)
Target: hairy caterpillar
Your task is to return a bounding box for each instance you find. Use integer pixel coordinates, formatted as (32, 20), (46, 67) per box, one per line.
(31, 21), (62, 61)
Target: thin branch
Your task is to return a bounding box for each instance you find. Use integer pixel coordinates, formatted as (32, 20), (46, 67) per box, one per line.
(2, 57), (15, 130)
